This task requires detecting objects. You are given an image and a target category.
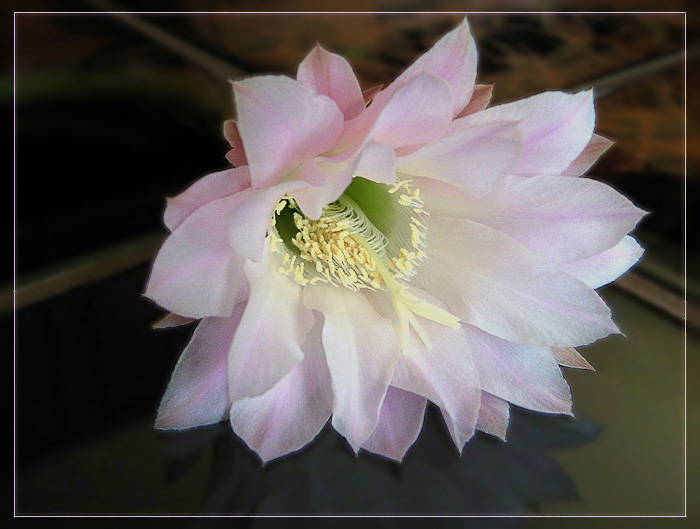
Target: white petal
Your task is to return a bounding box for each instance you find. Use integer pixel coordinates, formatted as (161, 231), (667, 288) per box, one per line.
(417, 216), (619, 346)
(563, 235), (644, 288)
(155, 306), (244, 429)
(145, 194), (249, 319)
(397, 119), (521, 197)
(418, 175), (646, 264)
(361, 386), (427, 462)
(465, 325), (573, 415)
(229, 316), (333, 463)
(392, 320), (481, 452)
(476, 391), (511, 441)
(164, 167), (251, 232)
(304, 285), (399, 451)
(467, 90), (595, 177)
(227, 243), (314, 400)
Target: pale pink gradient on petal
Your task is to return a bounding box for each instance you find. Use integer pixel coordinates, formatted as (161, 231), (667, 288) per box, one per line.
(223, 119), (248, 167)
(164, 166), (251, 232)
(392, 320), (481, 452)
(467, 90), (595, 177)
(368, 73), (453, 150)
(304, 284), (399, 451)
(552, 347), (595, 370)
(476, 391), (511, 441)
(563, 235), (644, 288)
(227, 242), (315, 400)
(455, 83), (494, 118)
(297, 44), (366, 121)
(397, 119), (521, 197)
(560, 133), (613, 177)
(361, 386), (427, 462)
(229, 316), (333, 463)
(232, 75), (343, 188)
(155, 304), (244, 430)
(417, 174), (646, 264)
(376, 17), (477, 117)
(417, 216), (619, 346)
(466, 326), (573, 416)
(145, 194), (249, 319)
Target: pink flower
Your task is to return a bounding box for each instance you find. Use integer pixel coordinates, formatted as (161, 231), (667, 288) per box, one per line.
(145, 18), (646, 463)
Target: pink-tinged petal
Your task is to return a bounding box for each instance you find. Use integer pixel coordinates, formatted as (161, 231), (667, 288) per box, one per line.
(304, 285), (399, 451)
(468, 90), (595, 177)
(228, 243), (314, 400)
(369, 73), (453, 149)
(563, 235), (644, 288)
(465, 325), (573, 415)
(361, 386), (427, 462)
(229, 316), (333, 463)
(352, 141), (397, 185)
(392, 320), (481, 452)
(552, 347), (594, 370)
(288, 159), (353, 220)
(164, 166), (251, 232)
(227, 182), (299, 261)
(476, 391), (510, 441)
(232, 75), (344, 188)
(145, 195), (249, 318)
(455, 83), (494, 118)
(560, 133), (613, 177)
(152, 312), (195, 329)
(362, 84), (382, 104)
(418, 175), (646, 264)
(417, 216), (619, 346)
(155, 305), (244, 429)
(297, 44), (366, 121)
(223, 120), (248, 167)
(378, 17), (477, 116)
(397, 119), (521, 197)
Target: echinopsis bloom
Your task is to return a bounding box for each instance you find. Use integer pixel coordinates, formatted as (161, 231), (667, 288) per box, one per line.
(145, 18), (646, 463)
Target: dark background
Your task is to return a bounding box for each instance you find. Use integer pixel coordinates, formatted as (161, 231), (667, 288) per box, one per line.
(10, 1), (697, 524)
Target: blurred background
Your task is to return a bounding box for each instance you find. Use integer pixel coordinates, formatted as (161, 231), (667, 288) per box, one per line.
(10, 1), (698, 525)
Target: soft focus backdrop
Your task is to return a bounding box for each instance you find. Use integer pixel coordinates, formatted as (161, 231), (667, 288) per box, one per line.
(11, 2), (698, 526)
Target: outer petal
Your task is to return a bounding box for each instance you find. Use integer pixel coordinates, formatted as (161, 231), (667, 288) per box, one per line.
(455, 83), (494, 118)
(232, 75), (344, 188)
(418, 174), (646, 264)
(145, 194), (248, 318)
(560, 133), (613, 177)
(297, 44), (366, 120)
(304, 285), (399, 451)
(164, 166), (251, 232)
(227, 242), (314, 400)
(552, 347), (594, 370)
(361, 386), (427, 462)
(392, 320), (481, 452)
(378, 17), (477, 116)
(465, 325), (573, 415)
(397, 119), (521, 197)
(155, 305), (244, 429)
(223, 120), (248, 167)
(476, 391), (511, 441)
(563, 235), (644, 288)
(152, 312), (195, 329)
(368, 73), (453, 150)
(229, 316), (333, 463)
(417, 216), (619, 346)
(467, 90), (595, 177)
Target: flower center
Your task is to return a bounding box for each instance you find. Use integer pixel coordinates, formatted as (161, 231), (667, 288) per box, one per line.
(269, 177), (460, 349)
